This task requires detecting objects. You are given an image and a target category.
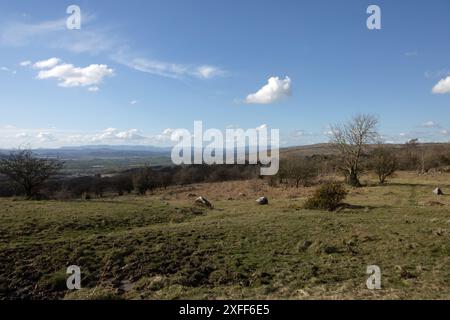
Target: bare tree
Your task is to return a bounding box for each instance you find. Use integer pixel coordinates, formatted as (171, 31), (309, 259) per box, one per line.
(0, 149), (63, 199)
(133, 165), (157, 195)
(370, 145), (398, 184)
(281, 157), (317, 188)
(330, 114), (378, 187)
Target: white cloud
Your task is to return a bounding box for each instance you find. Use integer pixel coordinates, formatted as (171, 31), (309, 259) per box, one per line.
(421, 121), (440, 128)
(1, 15), (99, 50)
(88, 86), (100, 92)
(15, 132), (30, 138)
(196, 65), (224, 79)
(441, 130), (450, 136)
(20, 60), (32, 67)
(3, 16), (225, 81)
(37, 132), (57, 142)
(112, 51), (225, 80)
(115, 129), (145, 140)
(36, 62), (114, 88)
(91, 128), (145, 142)
(1, 18), (66, 46)
(155, 128), (187, 142)
(91, 128), (118, 141)
(256, 124), (269, 131)
(432, 76), (450, 94)
(291, 129), (305, 138)
(130, 100), (138, 105)
(1, 66), (16, 75)
(245, 76), (292, 104)
(33, 57), (60, 69)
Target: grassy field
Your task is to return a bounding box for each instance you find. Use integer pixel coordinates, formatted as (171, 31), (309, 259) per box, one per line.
(1, 171), (450, 300)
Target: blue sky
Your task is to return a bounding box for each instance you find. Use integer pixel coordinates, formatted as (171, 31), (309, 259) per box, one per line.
(0, 0), (449, 148)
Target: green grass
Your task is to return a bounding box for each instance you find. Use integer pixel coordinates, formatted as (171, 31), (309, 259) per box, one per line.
(1, 173), (450, 300)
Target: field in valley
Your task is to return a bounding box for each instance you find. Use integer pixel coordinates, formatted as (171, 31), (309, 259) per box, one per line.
(1, 171), (450, 300)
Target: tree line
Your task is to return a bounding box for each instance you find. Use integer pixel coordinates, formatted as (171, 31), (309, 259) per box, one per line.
(1, 114), (450, 199)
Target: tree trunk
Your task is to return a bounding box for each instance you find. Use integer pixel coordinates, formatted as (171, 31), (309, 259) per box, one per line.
(348, 169), (361, 187)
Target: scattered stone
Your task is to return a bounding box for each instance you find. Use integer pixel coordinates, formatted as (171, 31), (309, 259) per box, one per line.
(324, 246), (339, 254)
(433, 187), (444, 196)
(119, 280), (134, 292)
(297, 240), (313, 252)
(238, 192), (246, 197)
(256, 197), (269, 205)
(195, 196), (212, 208)
(187, 193), (197, 198)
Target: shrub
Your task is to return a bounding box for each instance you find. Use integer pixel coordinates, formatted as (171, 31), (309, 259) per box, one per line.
(303, 181), (347, 211)
(369, 146), (398, 184)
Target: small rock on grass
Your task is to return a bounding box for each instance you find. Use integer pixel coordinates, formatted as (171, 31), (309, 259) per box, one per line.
(195, 196), (213, 208)
(256, 197), (269, 205)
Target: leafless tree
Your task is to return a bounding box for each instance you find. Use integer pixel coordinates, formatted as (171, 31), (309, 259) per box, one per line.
(281, 157), (317, 188)
(330, 114), (378, 187)
(370, 145), (398, 184)
(0, 149), (63, 199)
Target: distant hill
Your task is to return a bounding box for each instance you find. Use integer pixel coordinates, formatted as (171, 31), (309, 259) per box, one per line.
(280, 142), (450, 158)
(0, 145), (172, 160)
(1, 142), (449, 175)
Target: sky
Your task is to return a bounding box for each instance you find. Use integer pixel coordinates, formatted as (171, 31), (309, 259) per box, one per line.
(0, 0), (449, 148)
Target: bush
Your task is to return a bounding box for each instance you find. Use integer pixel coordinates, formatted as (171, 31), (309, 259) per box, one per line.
(303, 181), (347, 211)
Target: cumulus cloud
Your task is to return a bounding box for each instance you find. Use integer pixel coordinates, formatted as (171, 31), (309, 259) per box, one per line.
(37, 132), (57, 142)
(91, 128), (145, 142)
(130, 100), (138, 105)
(91, 128), (118, 141)
(33, 57), (60, 69)
(115, 129), (145, 140)
(432, 76), (450, 94)
(36, 62), (114, 88)
(154, 128), (190, 142)
(245, 76), (292, 104)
